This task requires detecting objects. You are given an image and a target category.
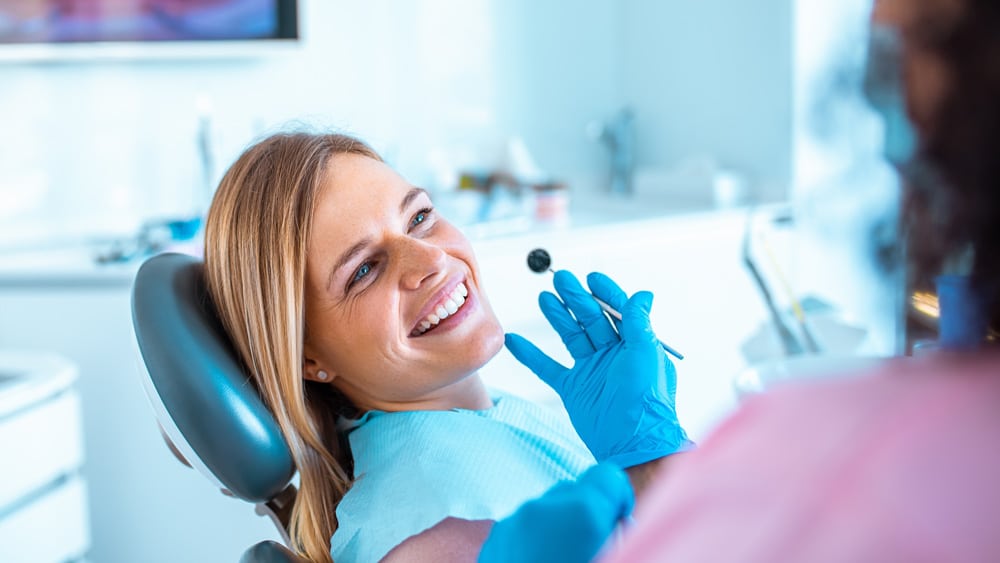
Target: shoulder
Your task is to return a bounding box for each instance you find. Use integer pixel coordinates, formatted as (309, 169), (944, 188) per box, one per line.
(332, 404), (587, 562)
(380, 518), (493, 563)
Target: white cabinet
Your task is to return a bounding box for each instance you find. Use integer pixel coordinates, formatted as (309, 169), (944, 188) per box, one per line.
(472, 210), (777, 438)
(0, 352), (89, 563)
(0, 266), (280, 563)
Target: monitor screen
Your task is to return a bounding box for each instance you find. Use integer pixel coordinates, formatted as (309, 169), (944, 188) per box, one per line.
(0, 1), (298, 44)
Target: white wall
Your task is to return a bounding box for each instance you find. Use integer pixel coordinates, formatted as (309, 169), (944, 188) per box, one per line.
(0, 0), (797, 249)
(482, 1), (620, 195)
(621, 0), (793, 201)
(0, 0), (625, 247)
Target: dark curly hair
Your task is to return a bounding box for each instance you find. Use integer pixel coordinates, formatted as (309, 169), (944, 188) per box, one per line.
(903, 0), (1000, 330)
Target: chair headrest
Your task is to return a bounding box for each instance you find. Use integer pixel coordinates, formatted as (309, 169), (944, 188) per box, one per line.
(132, 252), (295, 503)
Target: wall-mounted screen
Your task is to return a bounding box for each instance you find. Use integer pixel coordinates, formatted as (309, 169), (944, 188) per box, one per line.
(0, 0), (298, 61)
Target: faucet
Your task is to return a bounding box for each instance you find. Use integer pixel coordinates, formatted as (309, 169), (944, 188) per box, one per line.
(588, 107), (636, 195)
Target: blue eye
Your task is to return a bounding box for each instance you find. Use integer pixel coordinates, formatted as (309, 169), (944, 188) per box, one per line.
(352, 262), (372, 283)
(411, 207), (433, 229)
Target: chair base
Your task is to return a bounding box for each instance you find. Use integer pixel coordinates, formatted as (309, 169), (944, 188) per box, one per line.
(240, 540), (310, 563)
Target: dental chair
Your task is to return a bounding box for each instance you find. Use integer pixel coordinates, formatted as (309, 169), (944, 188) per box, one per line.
(131, 252), (310, 563)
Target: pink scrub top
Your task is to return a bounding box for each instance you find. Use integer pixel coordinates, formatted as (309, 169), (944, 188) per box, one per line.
(604, 352), (1000, 562)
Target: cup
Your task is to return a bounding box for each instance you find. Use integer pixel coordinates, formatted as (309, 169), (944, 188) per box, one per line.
(935, 274), (989, 349)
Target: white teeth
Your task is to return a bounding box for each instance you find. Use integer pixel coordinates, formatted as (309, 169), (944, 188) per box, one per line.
(413, 282), (472, 336)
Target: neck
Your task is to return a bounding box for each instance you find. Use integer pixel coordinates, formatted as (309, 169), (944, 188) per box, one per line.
(354, 374), (493, 414)
(437, 374), (493, 410)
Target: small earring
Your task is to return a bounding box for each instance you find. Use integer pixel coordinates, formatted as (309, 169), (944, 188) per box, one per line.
(317, 370), (329, 382)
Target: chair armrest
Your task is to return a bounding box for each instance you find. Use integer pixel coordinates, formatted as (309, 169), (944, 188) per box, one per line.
(239, 541), (310, 563)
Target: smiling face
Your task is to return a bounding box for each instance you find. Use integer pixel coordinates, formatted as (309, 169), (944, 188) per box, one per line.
(301, 153), (504, 412)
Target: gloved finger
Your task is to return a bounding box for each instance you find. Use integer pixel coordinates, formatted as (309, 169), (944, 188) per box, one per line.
(587, 272), (627, 333)
(477, 463), (633, 563)
(540, 291), (596, 359)
(621, 291), (659, 346)
(586, 272), (628, 312)
(505, 333), (571, 393)
(522, 463), (633, 561)
(567, 463), (636, 540)
(553, 270), (619, 350)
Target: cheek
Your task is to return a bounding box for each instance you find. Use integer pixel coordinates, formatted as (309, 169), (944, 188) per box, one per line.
(310, 296), (397, 367)
(437, 224), (500, 316)
(340, 297), (398, 345)
(437, 223), (485, 282)
(437, 222), (474, 254)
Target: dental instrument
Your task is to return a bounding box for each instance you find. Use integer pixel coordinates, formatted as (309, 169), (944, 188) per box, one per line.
(526, 248), (684, 360)
(756, 229), (821, 354)
(740, 214), (807, 356)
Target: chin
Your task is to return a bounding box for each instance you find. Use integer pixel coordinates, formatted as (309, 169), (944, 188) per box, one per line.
(483, 321), (506, 358)
(467, 319), (506, 370)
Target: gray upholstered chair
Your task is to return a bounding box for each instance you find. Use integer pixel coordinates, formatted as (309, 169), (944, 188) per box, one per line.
(132, 252), (309, 563)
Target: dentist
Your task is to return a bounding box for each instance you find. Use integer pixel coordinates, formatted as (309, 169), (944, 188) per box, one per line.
(480, 0), (1000, 560)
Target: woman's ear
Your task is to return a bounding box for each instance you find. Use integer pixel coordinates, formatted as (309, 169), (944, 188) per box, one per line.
(302, 357), (336, 383)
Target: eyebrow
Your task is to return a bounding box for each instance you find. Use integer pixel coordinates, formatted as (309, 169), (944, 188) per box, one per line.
(328, 187), (430, 290)
(329, 237), (372, 290)
(400, 186), (428, 213)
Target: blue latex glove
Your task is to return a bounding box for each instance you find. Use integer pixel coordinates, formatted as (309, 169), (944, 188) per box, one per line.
(506, 270), (693, 468)
(478, 462), (634, 563)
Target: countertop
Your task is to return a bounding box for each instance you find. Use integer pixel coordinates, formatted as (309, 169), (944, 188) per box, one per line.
(0, 350), (77, 417)
(0, 192), (735, 287)
(0, 243), (144, 287)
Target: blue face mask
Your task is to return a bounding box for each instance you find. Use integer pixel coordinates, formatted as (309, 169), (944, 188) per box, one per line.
(863, 24), (919, 167)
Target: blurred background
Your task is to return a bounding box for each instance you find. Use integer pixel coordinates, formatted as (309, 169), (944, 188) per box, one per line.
(0, 0), (903, 561)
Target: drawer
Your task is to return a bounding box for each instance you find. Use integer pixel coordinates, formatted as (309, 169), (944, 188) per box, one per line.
(0, 391), (84, 510)
(0, 475), (90, 563)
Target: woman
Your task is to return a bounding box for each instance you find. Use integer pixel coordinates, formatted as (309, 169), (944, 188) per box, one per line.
(483, 0), (1000, 559)
(202, 132), (670, 562)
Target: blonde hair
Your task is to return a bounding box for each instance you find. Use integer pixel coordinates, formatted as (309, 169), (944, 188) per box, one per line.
(204, 132), (381, 562)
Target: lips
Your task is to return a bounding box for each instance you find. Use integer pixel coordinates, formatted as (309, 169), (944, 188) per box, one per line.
(410, 278), (470, 337)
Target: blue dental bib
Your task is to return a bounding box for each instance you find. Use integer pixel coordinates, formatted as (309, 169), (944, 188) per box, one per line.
(329, 390), (594, 562)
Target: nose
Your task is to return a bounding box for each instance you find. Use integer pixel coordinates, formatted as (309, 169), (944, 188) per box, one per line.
(397, 237), (448, 290)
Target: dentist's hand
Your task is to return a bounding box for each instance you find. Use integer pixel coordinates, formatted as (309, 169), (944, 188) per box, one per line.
(478, 462), (634, 563)
(506, 271), (693, 468)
